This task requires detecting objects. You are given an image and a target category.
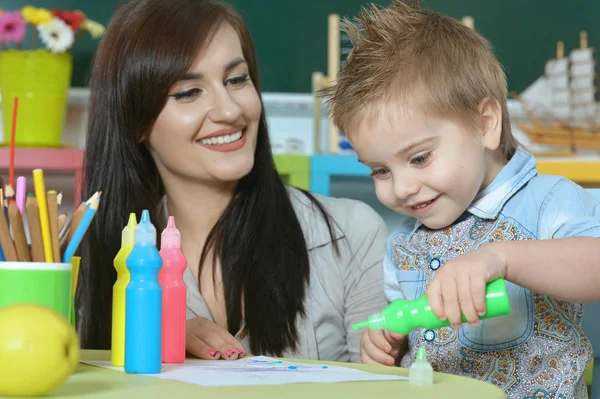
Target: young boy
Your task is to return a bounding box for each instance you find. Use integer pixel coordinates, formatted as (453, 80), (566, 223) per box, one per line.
(322, 1), (600, 398)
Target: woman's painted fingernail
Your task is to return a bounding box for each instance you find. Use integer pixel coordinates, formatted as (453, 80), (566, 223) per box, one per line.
(236, 348), (244, 355)
(209, 350), (219, 358)
(226, 349), (235, 358)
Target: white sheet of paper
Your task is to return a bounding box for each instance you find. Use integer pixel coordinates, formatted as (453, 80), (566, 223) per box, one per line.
(82, 355), (407, 386)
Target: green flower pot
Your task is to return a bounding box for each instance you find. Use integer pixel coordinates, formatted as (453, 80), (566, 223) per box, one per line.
(0, 49), (72, 147)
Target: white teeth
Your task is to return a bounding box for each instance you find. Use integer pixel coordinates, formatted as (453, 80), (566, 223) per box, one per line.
(199, 130), (242, 145)
(414, 201), (432, 209)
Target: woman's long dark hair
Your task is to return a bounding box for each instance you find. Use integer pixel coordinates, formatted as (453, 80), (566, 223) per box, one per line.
(78, 0), (338, 356)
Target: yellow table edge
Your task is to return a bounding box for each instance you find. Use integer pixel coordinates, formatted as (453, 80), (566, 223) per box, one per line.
(49, 349), (507, 398)
(537, 160), (600, 184)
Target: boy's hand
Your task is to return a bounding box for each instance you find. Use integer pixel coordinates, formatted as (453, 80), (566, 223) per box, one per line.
(426, 243), (507, 329)
(186, 317), (245, 360)
(360, 328), (405, 366)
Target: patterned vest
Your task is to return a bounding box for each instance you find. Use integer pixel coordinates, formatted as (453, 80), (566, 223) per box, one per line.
(393, 215), (592, 399)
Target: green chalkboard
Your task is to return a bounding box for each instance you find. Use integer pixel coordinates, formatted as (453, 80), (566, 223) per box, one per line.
(2, 0), (597, 93)
(233, 0), (600, 94)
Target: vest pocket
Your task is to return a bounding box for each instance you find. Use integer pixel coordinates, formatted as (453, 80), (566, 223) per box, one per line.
(395, 270), (426, 301)
(457, 281), (533, 351)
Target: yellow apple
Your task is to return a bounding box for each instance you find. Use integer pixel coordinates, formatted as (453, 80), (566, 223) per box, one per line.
(0, 304), (80, 397)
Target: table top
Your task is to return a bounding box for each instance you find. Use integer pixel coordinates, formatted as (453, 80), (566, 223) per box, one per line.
(46, 350), (506, 399)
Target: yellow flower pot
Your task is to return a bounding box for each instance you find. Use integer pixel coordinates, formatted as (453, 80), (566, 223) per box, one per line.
(0, 49), (72, 147)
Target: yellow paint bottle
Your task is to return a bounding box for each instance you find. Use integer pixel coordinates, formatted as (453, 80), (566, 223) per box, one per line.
(111, 213), (137, 367)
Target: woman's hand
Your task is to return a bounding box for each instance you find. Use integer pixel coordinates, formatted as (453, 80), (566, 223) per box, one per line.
(186, 317), (245, 360)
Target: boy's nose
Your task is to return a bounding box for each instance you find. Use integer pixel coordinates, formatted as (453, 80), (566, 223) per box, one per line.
(393, 178), (420, 201)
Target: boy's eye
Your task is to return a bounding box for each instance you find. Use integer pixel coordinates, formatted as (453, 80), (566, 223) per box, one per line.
(370, 168), (390, 178)
(410, 152), (431, 166)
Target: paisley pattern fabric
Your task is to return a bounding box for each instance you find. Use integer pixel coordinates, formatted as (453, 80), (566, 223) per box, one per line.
(393, 215), (592, 399)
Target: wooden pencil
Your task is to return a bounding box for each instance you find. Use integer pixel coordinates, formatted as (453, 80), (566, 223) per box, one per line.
(58, 212), (68, 234)
(8, 202), (30, 261)
(0, 201), (17, 261)
(0, 176), (4, 205)
(67, 198), (91, 244)
(47, 190), (61, 263)
(26, 195), (45, 263)
(5, 184), (16, 205)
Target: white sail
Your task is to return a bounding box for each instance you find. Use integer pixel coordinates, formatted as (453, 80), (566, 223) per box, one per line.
(569, 46), (597, 126)
(545, 57), (571, 120)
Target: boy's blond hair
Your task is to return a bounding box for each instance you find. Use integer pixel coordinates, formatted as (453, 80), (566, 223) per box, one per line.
(322, 0), (517, 159)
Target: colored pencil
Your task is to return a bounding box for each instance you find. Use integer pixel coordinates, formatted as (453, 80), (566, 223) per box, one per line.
(58, 212), (68, 234)
(67, 201), (88, 245)
(0, 200), (17, 262)
(8, 201), (30, 262)
(0, 188), (5, 224)
(71, 258), (81, 297)
(47, 190), (61, 263)
(0, 185), (4, 262)
(63, 192), (101, 263)
(32, 169), (53, 262)
(26, 194), (45, 263)
(16, 176), (26, 214)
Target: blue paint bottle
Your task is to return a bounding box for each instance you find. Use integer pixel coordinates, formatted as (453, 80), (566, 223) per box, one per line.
(124, 210), (163, 374)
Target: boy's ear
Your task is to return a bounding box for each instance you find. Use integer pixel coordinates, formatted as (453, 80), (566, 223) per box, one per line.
(478, 98), (502, 151)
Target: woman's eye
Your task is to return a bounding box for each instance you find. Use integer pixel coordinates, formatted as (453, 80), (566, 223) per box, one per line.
(226, 74), (249, 86)
(171, 88), (201, 100)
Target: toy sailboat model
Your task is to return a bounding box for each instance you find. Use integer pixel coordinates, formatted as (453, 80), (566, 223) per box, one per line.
(514, 31), (599, 153)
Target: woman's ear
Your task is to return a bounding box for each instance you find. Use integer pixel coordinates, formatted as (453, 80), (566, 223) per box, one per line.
(478, 98), (502, 151)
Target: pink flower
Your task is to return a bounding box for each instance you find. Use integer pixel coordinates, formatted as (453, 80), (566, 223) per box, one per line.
(0, 11), (26, 44)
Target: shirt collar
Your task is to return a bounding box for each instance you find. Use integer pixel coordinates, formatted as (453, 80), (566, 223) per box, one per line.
(468, 147), (537, 219)
(408, 147), (537, 235)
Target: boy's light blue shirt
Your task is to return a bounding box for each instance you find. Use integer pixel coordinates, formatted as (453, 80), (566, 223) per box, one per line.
(384, 147), (600, 399)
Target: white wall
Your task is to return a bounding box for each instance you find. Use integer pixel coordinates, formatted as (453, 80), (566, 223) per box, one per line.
(2, 89), (599, 221)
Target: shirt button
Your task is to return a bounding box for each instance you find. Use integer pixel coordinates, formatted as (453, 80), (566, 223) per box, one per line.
(424, 329), (436, 341)
(430, 258), (441, 270)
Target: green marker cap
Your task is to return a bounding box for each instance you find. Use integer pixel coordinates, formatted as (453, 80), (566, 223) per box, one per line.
(416, 346), (427, 361)
(352, 321), (369, 330)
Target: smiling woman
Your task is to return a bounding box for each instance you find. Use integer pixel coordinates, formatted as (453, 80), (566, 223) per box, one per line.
(79, 0), (388, 363)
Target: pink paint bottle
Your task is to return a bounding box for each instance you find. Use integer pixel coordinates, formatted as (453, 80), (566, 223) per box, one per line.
(159, 216), (187, 363)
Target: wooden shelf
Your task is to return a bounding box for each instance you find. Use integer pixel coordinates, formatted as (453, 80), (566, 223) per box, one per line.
(0, 147), (84, 204)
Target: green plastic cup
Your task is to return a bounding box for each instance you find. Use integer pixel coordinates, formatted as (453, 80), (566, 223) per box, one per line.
(0, 262), (72, 320)
(0, 49), (72, 147)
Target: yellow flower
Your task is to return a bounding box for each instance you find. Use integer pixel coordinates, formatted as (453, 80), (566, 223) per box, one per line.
(81, 19), (104, 39)
(21, 6), (52, 25)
